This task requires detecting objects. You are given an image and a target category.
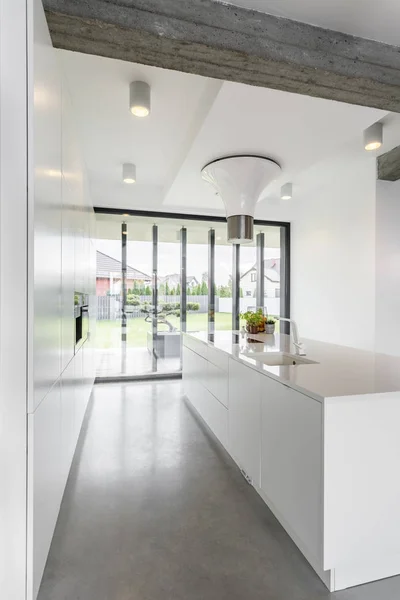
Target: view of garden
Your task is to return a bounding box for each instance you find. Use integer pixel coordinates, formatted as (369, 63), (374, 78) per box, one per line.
(96, 312), (233, 348)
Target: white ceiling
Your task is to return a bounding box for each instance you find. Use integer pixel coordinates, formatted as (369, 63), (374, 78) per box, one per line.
(59, 51), (219, 211)
(164, 82), (385, 215)
(59, 50), (388, 220)
(219, 0), (400, 45)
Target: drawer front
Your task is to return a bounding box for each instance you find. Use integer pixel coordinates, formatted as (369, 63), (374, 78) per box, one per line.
(206, 362), (228, 408)
(201, 386), (228, 449)
(207, 345), (229, 372)
(182, 346), (207, 387)
(183, 334), (208, 360)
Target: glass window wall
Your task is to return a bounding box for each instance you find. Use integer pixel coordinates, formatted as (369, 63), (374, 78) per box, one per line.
(95, 212), (290, 379)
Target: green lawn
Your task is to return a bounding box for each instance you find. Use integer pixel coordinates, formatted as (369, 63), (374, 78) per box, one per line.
(96, 312), (234, 349)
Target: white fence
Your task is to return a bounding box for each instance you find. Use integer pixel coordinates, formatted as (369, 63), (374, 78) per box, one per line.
(97, 295), (119, 320)
(97, 294), (209, 320)
(97, 294), (280, 321)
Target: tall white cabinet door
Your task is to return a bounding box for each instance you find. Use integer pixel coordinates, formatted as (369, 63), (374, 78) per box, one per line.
(261, 377), (323, 561)
(228, 359), (262, 486)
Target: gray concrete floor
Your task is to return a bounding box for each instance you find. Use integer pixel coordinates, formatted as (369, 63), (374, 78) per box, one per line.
(96, 347), (180, 378)
(38, 381), (400, 600)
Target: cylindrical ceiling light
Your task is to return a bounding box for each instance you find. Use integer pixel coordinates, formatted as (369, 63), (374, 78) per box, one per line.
(201, 155), (281, 244)
(129, 81), (151, 117)
(364, 122), (383, 151)
(123, 163), (136, 184)
(281, 183), (293, 200)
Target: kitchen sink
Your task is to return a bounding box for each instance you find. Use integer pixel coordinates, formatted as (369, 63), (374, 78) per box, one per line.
(241, 351), (318, 366)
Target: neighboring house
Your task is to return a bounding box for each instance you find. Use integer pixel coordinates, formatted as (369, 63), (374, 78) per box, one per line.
(240, 259), (280, 299)
(158, 273), (199, 291)
(96, 251), (151, 296)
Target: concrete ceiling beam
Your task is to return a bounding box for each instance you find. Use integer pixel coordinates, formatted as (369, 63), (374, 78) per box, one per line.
(43, 0), (400, 112)
(378, 145), (400, 181)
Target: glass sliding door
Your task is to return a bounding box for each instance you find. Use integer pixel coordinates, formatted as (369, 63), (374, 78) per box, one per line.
(238, 235), (257, 329)
(262, 225), (282, 321)
(95, 217), (123, 377)
(95, 215), (155, 377)
(186, 223), (209, 334)
(94, 211), (290, 380)
(214, 222), (233, 331)
(156, 222), (182, 373)
(126, 219), (154, 374)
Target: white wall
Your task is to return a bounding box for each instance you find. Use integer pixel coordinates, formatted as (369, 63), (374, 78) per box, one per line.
(26, 2), (96, 599)
(289, 145), (377, 351)
(375, 180), (400, 356)
(0, 1), (28, 598)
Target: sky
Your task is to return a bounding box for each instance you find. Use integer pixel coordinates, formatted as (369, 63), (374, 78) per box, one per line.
(96, 239), (280, 286)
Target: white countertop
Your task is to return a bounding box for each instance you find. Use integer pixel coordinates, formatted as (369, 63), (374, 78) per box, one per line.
(184, 330), (400, 400)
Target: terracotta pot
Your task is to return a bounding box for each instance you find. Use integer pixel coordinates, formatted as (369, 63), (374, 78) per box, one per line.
(246, 324), (259, 334)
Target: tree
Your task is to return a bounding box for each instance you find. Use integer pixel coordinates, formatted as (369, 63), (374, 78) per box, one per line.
(176, 283), (181, 296)
(165, 282), (170, 296)
(159, 283), (165, 296)
(126, 294), (141, 306)
(187, 286), (191, 296)
(200, 281), (208, 295)
(240, 287), (244, 298)
(201, 271), (208, 283)
(170, 287), (176, 296)
(218, 284), (232, 298)
(145, 285), (151, 296)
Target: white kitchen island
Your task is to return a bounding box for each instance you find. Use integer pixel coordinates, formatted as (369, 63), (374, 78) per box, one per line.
(182, 330), (400, 592)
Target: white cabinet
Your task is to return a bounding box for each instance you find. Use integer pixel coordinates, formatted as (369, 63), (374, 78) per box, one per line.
(183, 345), (228, 448)
(207, 361), (228, 408)
(261, 376), (323, 562)
(182, 337), (326, 584)
(228, 358), (262, 486)
(28, 381), (63, 599)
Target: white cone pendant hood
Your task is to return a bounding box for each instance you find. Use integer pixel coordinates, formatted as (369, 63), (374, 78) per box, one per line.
(201, 155), (281, 243)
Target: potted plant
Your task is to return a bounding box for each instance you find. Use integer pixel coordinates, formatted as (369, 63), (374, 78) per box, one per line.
(265, 317), (276, 334)
(241, 309), (267, 334)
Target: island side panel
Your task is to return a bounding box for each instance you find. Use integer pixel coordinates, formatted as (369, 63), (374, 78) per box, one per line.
(261, 376), (324, 567)
(228, 358), (262, 486)
(324, 393), (400, 589)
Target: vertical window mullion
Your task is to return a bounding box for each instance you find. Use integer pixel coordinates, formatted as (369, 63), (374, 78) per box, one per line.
(208, 228), (215, 335)
(280, 224), (291, 334)
(232, 243), (240, 331)
(256, 231), (265, 311)
(152, 224), (158, 371)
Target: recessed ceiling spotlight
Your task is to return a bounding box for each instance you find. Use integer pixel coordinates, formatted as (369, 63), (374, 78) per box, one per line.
(123, 163), (136, 184)
(130, 81), (151, 117)
(281, 182), (292, 200)
(364, 122), (383, 151)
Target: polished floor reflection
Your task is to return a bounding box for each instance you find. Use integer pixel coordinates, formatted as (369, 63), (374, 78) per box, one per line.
(96, 347), (180, 377)
(38, 381), (400, 600)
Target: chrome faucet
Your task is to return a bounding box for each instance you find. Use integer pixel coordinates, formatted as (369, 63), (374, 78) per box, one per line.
(278, 318), (306, 356)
